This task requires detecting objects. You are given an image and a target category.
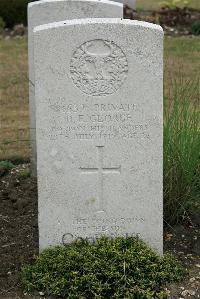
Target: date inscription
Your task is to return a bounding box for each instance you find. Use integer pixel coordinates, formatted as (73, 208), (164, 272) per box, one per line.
(41, 100), (151, 140)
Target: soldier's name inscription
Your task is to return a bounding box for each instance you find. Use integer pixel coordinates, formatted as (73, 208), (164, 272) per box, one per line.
(41, 100), (151, 140)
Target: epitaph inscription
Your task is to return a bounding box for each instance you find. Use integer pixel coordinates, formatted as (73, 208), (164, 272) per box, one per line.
(70, 39), (128, 96)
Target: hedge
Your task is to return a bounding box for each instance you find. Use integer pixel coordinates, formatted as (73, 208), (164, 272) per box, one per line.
(0, 0), (37, 28)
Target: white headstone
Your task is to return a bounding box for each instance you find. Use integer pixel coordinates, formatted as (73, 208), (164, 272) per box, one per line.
(34, 19), (163, 253)
(28, 0), (123, 176)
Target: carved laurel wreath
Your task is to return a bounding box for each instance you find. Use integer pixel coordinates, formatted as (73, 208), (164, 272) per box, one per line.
(70, 39), (128, 96)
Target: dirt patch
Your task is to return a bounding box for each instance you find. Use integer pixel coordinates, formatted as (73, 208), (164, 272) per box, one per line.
(0, 165), (199, 298)
(0, 164), (38, 297)
(164, 223), (200, 298)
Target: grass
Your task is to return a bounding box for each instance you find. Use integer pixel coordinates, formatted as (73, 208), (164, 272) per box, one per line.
(164, 37), (200, 95)
(0, 37), (29, 161)
(164, 79), (200, 223)
(22, 236), (187, 298)
(137, 0), (200, 11)
(164, 38), (200, 222)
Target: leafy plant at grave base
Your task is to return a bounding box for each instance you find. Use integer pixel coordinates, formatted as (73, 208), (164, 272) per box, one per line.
(0, 160), (15, 170)
(22, 236), (187, 298)
(18, 168), (31, 179)
(191, 20), (200, 35)
(164, 78), (200, 223)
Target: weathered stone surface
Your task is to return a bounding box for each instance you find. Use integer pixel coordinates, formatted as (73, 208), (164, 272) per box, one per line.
(28, 0), (123, 176)
(34, 19), (163, 253)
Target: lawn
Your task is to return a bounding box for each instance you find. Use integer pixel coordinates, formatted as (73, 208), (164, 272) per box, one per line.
(164, 36), (200, 97)
(137, 0), (200, 10)
(0, 37), (29, 161)
(0, 36), (199, 161)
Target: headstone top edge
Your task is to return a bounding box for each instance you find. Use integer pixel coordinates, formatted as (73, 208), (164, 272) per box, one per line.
(28, 0), (123, 9)
(33, 18), (164, 34)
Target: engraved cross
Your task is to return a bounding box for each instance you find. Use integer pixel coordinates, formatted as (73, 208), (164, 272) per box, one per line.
(80, 146), (121, 212)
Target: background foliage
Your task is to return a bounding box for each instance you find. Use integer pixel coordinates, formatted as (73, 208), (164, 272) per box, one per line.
(0, 0), (37, 28)
(0, 0), (199, 28)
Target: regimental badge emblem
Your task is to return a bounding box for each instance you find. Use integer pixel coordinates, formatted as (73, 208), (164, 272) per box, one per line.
(70, 39), (128, 96)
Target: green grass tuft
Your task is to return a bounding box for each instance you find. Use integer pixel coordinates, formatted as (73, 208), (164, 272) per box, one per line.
(164, 79), (200, 223)
(0, 160), (15, 170)
(22, 236), (186, 298)
(18, 168), (31, 178)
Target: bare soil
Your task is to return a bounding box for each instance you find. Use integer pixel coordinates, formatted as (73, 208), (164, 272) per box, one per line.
(0, 164), (38, 298)
(0, 164), (199, 298)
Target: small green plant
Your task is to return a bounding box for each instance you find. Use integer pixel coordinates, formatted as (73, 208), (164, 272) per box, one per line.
(191, 21), (200, 35)
(22, 236), (186, 298)
(0, 17), (5, 33)
(160, 0), (190, 9)
(18, 168), (31, 178)
(164, 79), (200, 223)
(0, 160), (15, 170)
(136, 6), (145, 12)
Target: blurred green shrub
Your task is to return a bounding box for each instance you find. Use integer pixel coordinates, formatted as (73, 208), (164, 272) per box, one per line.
(191, 20), (200, 35)
(160, 0), (191, 9)
(0, 0), (37, 28)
